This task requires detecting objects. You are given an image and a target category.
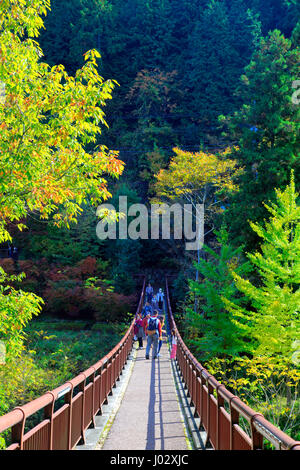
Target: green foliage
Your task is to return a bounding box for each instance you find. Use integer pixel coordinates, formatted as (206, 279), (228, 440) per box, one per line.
(206, 356), (300, 438)
(0, 317), (128, 447)
(0, 268), (43, 361)
(0, 0), (298, 448)
(220, 29), (300, 250)
(103, 183), (142, 294)
(225, 175), (300, 360)
(0, 352), (57, 417)
(14, 204), (106, 265)
(0, 0), (124, 361)
(186, 0), (262, 128)
(184, 228), (252, 360)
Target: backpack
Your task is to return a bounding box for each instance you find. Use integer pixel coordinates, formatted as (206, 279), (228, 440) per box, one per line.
(147, 317), (158, 336)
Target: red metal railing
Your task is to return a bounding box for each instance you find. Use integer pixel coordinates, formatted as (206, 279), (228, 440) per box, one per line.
(0, 279), (145, 450)
(165, 278), (300, 451)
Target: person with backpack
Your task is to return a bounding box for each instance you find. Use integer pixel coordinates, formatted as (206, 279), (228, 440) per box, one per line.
(145, 282), (154, 303)
(157, 288), (164, 311)
(145, 310), (161, 360)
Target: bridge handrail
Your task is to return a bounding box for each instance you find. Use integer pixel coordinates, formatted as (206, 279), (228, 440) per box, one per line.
(165, 277), (300, 451)
(0, 278), (145, 450)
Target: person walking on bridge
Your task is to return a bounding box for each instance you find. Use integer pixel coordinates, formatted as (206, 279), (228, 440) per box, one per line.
(145, 282), (154, 303)
(157, 288), (164, 311)
(151, 294), (158, 311)
(170, 329), (177, 360)
(141, 301), (152, 318)
(134, 312), (144, 349)
(157, 315), (165, 357)
(145, 310), (161, 360)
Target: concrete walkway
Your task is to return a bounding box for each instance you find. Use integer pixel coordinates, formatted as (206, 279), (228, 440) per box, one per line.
(76, 292), (206, 452)
(97, 337), (192, 451)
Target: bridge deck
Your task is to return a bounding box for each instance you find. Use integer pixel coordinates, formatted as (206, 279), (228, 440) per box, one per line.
(98, 337), (192, 451)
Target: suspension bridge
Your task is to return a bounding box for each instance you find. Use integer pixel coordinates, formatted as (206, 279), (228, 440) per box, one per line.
(0, 278), (299, 451)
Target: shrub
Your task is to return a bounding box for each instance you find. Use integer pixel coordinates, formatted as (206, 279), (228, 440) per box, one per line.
(206, 356), (300, 439)
(86, 289), (136, 323)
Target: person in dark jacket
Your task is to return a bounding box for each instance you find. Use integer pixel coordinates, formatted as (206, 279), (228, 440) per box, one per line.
(141, 302), (152, 318)
(145, 310), (161, 360)
(157, 288), (164, 311)
(145, 283), (154, 303)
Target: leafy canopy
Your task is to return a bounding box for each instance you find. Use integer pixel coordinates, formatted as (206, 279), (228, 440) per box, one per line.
(220, 29), (300, 250)
(0, 0), (124, 243)
(153, 147), (240, 203)
(0, 0), (124, 360)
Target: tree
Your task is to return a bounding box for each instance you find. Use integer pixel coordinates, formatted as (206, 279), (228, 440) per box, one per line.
(12, 204), (106, 265)
(185, 227), (252, 361)
(103, 183), (142, 295)
(0, 0), (124, 243)
(122, 68), (179, 183)
(225, 174), (300, 361)
(39, 0), (114, 75)
(0, 268), (43, 360)
(245, 0), (299, 37)
(220, 29), (300, 250)
(0, 0), (123, 359)
(152, 147), (241, 288)
(185, 0), (261, 132)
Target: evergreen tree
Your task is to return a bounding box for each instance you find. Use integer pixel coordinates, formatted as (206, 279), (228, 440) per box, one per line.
(245, 0), (299, 37)
(103, 183), (142, 294)
(38, 0), (82, 74)
(39, 0), (113, 75)
(185, 228), (251, 360)
(225, 174), (300, 360)
(185, 0), (261, 134)
(220, 29), (300, 250)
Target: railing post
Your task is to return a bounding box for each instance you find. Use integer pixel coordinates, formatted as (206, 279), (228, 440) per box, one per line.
(199, 371), (204, 430)
(229, 396), (240, 450)
(206, 378), (213, 447)
(11, 408), (26, 450)
(215, 384), (225, 451)
(66, 384), (73, 450)
(250, 414), (264, 450)
(79, 377), (86, 445)
(44, 393), (55, 450)
(193, 367), (200, 417)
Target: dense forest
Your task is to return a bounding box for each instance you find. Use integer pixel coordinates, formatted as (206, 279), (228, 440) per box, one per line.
(0, 0), (299, 446)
